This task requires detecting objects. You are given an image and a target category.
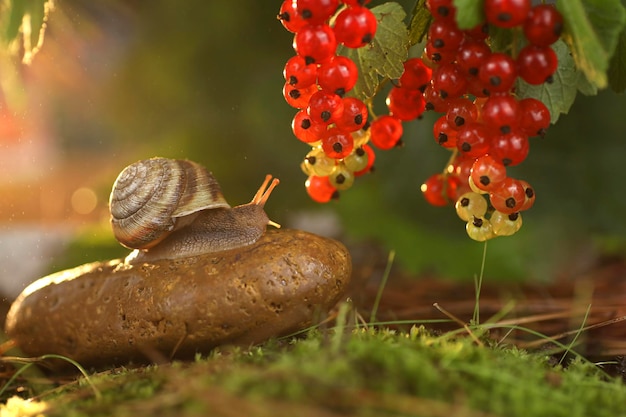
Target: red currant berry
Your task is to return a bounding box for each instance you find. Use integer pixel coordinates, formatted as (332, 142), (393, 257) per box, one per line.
(421, 174), (449, 206)
(481, 95), (521, 134)
(432, 63), (468, 99)
(523, 5), (563, 47)
(456, 39), (491, 77)
(292, 109), (328, 143)
(307, 90), (344, 124)
(518, 179), (536, 211)
(456, 123), (492, 158)
(433, 115), (458, 149)
(317, 55), (358, 95)
(296, 0), (339, 25)
(278, 0), (308, 33)
(386, 86), (426, 121)
(283, 82), (318, 109)
(333, 6), (377, 48)
(293, 24), (337, 64)
(321, 127), (354, 158)
(484, 0), (531, 28)
(478, 52), (518, 94)
(343, 0), (372, 5)
(426, 0), (457, 23)
(464, 23), (490, 41)
(423, 83), (449, 112)
(306, 175), (338, 203)
(466, 76), (489, 98)
(399, 58), (432, 91)
(517, 45), (558, 85)
(428, 20), (464, 53)
(283, 55), (318, 88)
(519, 97), (550, 137)
(470, 155), (507, 191)
(445, 97), (478, 130)
(490, 130), (530, 166)
(489, 177), (526, 214)
(369, 115), (403, 150)
(354, 144), (376, 176)
(424, 40), (456, 64)
(335, 97), (368, 132)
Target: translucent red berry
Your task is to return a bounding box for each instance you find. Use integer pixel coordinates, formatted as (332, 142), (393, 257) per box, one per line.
(278, 0), (308, 33)
(456, 123), (492, 158)
(478, 52), (518, 94)
(432, 63), (468, 99)
(470, 155), (507, 192)
(519, 98), (550, 137)
(306, 175), (338, 203)
(424, 39), (456, 65)
(428, 20), (464, 53)
(481, 95), (521, 134)
(342, 0), (372, 5)
(423, 83), (449, 112)
(490, 130), (530, 166)
(292, 110), (327, 143)
(484, 0), (531, 28)
(421, 174), (449, 207)
(293, 24), (337, 64)
(489, 177), (526, 214)
(283, 82), (318, 108)
(433, 115), (458, 149)
(426, 0), (457, 23)
(517, 45), (558, 85)
(317, 55), (358, 96)
(321, 127), (354, 159)
(307, 90), (344, 124)
(523, 5), (563, 47)
(445, 97), (478, 130)
(296, 0), (339, 25)
(335, 97), (368, 132)
(284, 55), (318, 88)
(399, 58), (432, 91)
(369, 115), (403, 150)
(333, 6), (377, 48)
(518, 179), (536, 211)
(456, 40), (491, 77)
(386, 86), (426, 121)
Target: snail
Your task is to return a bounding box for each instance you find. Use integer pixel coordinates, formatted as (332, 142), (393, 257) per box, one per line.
(109, 157), (280, 263)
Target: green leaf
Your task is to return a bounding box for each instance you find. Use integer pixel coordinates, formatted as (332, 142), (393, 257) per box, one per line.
(557, 0), (626, 89)
(2, 0), (52, 63)
(608, 26), (626, 92)
(339, 2), (409, 100)
(452, 0), (485, 30)
(516, 41), (579, 124)
(408, 0), (431, 45)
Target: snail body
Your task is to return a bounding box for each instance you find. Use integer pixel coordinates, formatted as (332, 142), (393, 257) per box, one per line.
(109, 157), (280, 263)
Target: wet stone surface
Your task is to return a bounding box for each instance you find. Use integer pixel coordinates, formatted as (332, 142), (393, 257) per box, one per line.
(5, 229), (352, 368)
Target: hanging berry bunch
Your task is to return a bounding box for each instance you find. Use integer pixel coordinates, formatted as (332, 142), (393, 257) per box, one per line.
(278, 0), (379, 203)
(278, 0), (626, 241)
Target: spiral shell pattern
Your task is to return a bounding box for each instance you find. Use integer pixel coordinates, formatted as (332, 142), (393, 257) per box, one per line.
(109, 158), (230, 249)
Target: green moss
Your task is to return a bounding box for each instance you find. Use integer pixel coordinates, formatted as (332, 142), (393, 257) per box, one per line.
(6, 326), (623, 417)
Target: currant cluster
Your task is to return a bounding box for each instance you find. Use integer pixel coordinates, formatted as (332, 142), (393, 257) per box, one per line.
(278, 0), (379, 203)
(419, 0), (562, 241)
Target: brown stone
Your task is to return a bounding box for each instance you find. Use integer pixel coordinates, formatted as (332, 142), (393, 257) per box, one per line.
(5, 229), (351, 368)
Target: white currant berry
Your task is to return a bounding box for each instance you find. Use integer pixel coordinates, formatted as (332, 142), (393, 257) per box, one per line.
(352, 128), (371, 148)
(466, 216), (494, 242)
(491, 210), (522, 236)
(468, 175), (489, 195)
(343, 147), (369, 173)
(301, 147), (336, 177)
(329, 164), (355, 190)
(455, 192), (488, 221)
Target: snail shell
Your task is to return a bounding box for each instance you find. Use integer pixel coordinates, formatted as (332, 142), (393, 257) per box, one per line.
(109, 157), (230, 249)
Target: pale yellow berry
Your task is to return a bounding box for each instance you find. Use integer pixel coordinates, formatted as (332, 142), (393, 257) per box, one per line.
(301, 147), (335, 177)
(352, 129), (370, 148)
(455, 192), (488, 221)
(466, 216), (494, 242)
(468, 175), (489, 194)
(329, 164), (355, 190)
(343, 147), (369, 173)
(491, 211), (523, 236)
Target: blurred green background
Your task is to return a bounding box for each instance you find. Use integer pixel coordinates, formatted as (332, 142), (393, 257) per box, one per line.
(1, 0), (625, 288)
